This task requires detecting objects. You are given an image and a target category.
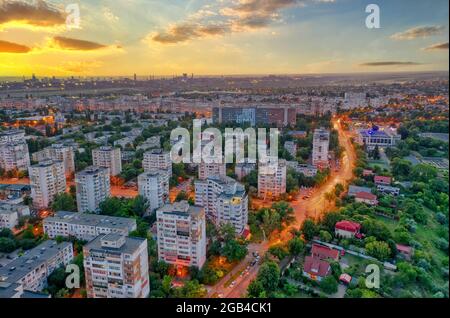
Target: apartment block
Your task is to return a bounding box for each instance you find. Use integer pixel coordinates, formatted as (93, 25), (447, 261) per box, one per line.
(258, 159), (287, 200)
(43, 211), (136, 241)
(0, 141), (30, 172)
(32, 144), (75, 176)
(83, 233), (149, 298)
(312, 128), (330, 168)
(195, 176), (248, 235)
(28, 160), (66, 209)
(156, 201), (206, 268)
(234, 162), (256, 181)
(142, 148), (172, 176)
(92, 146), (122, 176)
(75, 166), (111, 213)
(0, 202), (30, 230)
(138, 170), (169, 212)
(0, 240), (73, 294)
(198, 161), (226, 180)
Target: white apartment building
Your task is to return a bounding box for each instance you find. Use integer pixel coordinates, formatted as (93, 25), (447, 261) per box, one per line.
(286, 161), (318, 177)
(195, 176), (248, 235)
(32, 144), (75, 176)
(198, 161), (226, 180)
(75, 166), (111, 213)
(0, 240), (73, 293)
(0, 129), (26, 144)
(312, 128), (330, 168)
(92, 146), (122, 176)
(137, 136), (161, 151)
(28, 160), (66, 209)
(0, 141), (30, 172)
(156, 201), (206, 268)
(83, 233), (150, 298)
(234, 162), (256, 181)
(142, 148), (172, 176)
(258, 159), (287, 200)
(137, 170), (169, 212)
(0, 202), (30, 230)
(43, 211), (137, 241)
(284, 141), (298, 158)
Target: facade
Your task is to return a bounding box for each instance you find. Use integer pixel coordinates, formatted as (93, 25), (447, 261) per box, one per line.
(355, 191), (378, 206)
(335, 220), (361, 239)
(43, 211), (136, 241)
(92, 146), (122, 176)
(28, 160), (66, 209)
(75, 166), (111, 213)
(374, 175), (392, 185)
(0, 240), (73, 293)
(0, 202), (30, 230)
(0, 141), (30, 172)
(377, 184), (400, 196)
(195, 176), (248, 235)
(258, 159), (287, 200)
(286, 161), (318, 177)
(198, 161), (226, 180)
(234, 162), (256, 181)
(358, 128), (400, 150)
(83, 233), (150, 298)
(137, 170), (169, 212)
(142, 148), (172, 176)
(156, 201), (206, 268)
(137, 136), (161, 151)
(284, 141), (298, 158)
(31, 144), (75, 176)
(0, 129), (26, 144)
(212, 104), (297, 127)
(312, 128), (330, 168)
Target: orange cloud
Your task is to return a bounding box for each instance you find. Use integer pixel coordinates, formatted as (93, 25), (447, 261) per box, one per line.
(0, 0), (66, 27)
(52, 36), (107, 51)
(0, 39), (31, 53)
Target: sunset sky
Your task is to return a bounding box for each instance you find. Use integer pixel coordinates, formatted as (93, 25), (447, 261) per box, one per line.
(0, 0), (448, 77)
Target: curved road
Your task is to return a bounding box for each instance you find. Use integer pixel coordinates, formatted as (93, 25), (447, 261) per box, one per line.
(208, 117), (357, 298)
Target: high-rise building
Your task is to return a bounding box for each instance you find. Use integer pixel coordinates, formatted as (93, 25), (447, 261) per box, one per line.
(156, 201), (206, 268)
(32, 144), (75, 176)
(75, 166), (110, 213)
(92, 146), (122, 176)
(44, 211), (136, 241)
(0, 141), (30, 172)
(0, 129), (26, 144)
(312, 128), (330, 168)
(198, 161), (226, 180)
(195, 176), (248, 235)
(83, 233), (150, 298)
(28, 160), (66, 209)
(142, 148), (172, 175)
(138, 169), (169, 212)
(258, 159), (287, 200)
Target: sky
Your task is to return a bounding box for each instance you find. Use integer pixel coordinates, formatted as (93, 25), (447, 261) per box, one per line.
(0, 0), (448, 77)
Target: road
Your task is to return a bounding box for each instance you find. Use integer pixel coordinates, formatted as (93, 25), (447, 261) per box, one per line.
(208, 117), (357, 298)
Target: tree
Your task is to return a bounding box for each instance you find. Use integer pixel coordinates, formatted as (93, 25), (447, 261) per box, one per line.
(334, 183), (345, 197)
(175, 191), (189, 202)
(288, 237), (305, 256)
(161, 275), (173, 297)
(365, 241), (391, 261)
(391, 158), (411, 178)
(51, 193), (76, 212)
(410, 164), (438, 183)
(320, 276), (338, 294)
(130, 195), (149, 217)
(319, 230), (332, 242)
(0, 237), (16, 253)
(301, 219), (318, 241)
(256, 261), (280, 293)
(247, 280), (265, 298)
(222, 240), (247, 262)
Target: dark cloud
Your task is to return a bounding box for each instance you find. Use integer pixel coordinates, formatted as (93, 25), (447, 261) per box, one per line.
(0, 39), (31, 53)
(152, 23), (230, 44)
(423, 42), (449, 51)
(359, 61), (423, 67)
(0, 0), (66, 27)
(53, 36), (107, 51)
(391, 25), (445, 40)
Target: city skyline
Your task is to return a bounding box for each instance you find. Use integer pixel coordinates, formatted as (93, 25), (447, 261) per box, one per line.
(0, 0), (448, 77)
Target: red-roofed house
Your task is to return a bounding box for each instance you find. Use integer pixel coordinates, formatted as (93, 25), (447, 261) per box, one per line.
(355, 191), (378, 206)
(363, 169), (374, 177)
(396, 244), (413, 261)
(339, 273), (352, 285)
(335, 220), (361, 239)
(374, 175), (392, 185)
(311, 244), (340, 261)
(303, 255), (331, 282)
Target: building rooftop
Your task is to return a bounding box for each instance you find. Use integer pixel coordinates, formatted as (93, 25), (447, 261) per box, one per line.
(84, 233), (145, 255)
(157, 201), (204, 217)
(76, 165), (109, 176)
(45, 211), (136, 230)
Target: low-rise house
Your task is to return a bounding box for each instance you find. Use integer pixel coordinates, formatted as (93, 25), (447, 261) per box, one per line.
(374, 175), (392, 185)
(377, 184), (400, 196)
(311, 243), (340, 261)
(355, 191), (378, 206)
(335, 220), (362, 239)
(396, 244), (413, 261)
(348, 185), (372, 197)
(303, 256), (331, 282)
(363, 169), (374, 177)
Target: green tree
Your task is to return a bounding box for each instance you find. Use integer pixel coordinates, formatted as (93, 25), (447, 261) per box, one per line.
(222, 240), (247, 262)
(320, 275), (338, 294)
(288, 237), (305, 256)
(51, 193), (76, 212)
(256, 261), (280, 293)
(301, 219), (318, 241)
(0, 237), (17, 253)
(410, 164), (438, 183)
(365, 241), (391, 261)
